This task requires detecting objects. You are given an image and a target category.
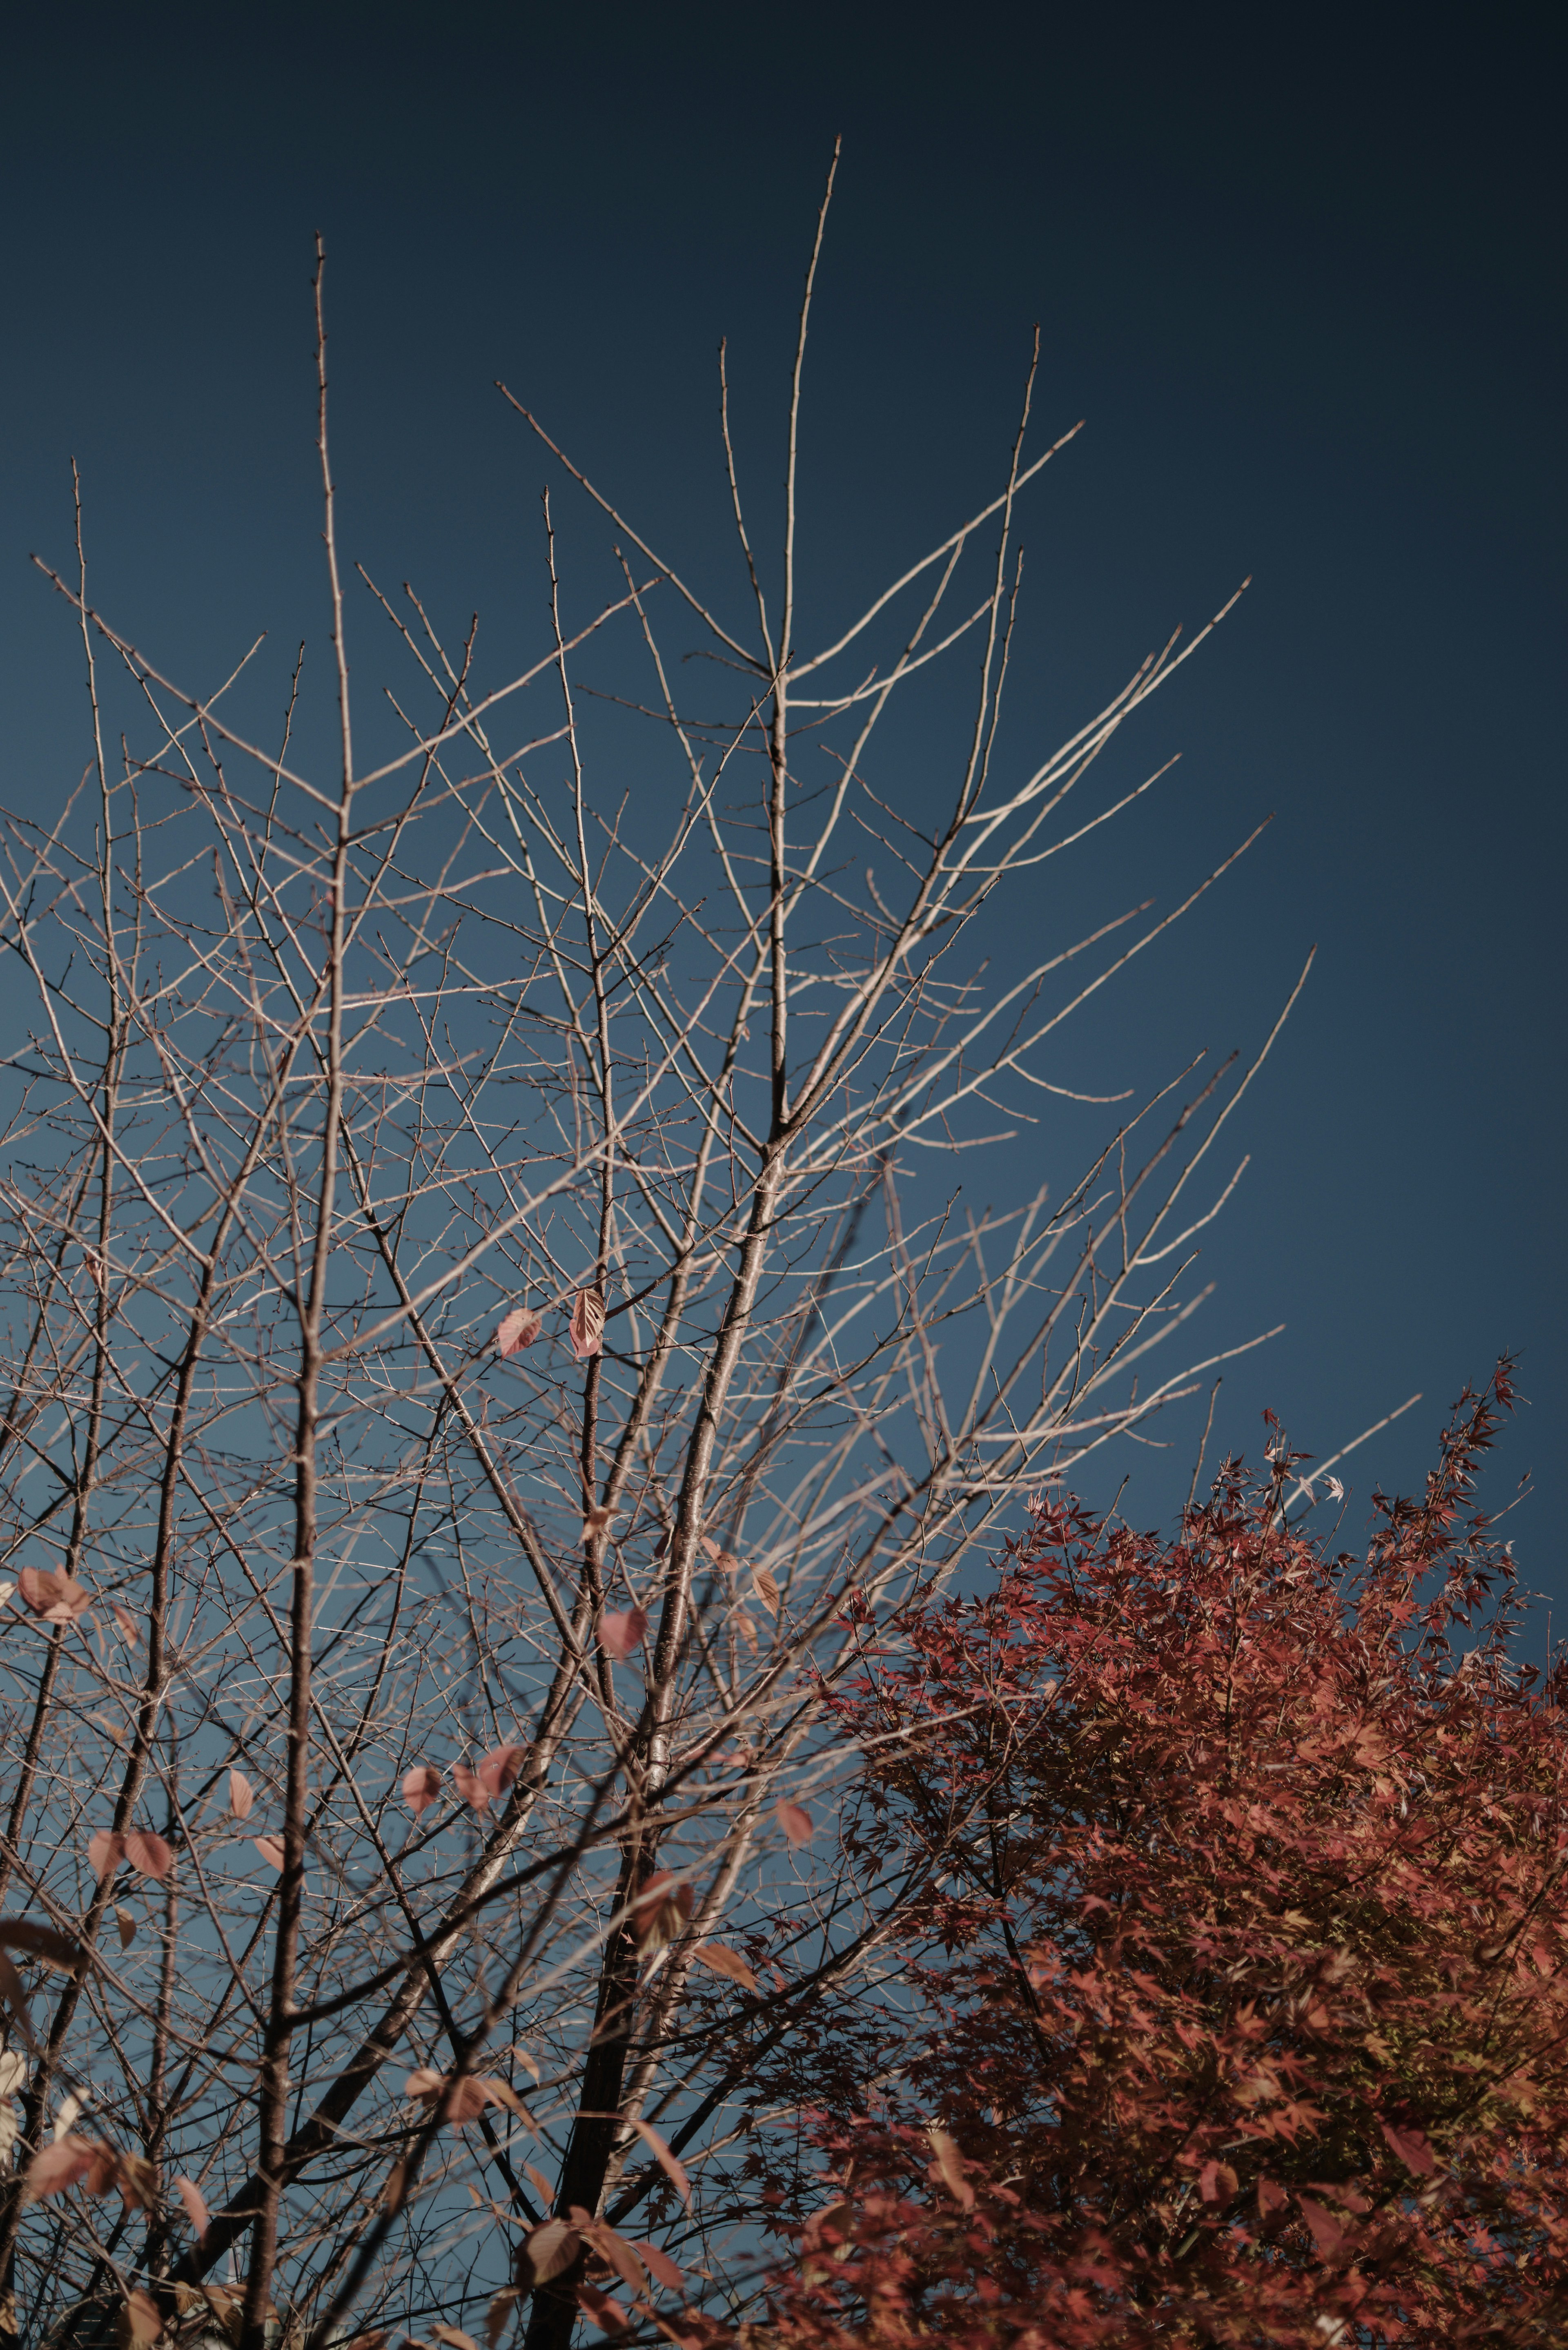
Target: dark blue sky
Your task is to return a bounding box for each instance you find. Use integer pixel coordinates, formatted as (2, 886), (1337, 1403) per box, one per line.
(3, 5), (1561, 1614)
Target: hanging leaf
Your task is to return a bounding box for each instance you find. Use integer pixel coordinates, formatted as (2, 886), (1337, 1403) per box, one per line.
(581, 1505), (615, 1543)
(402, 1764), (443, 1817)
(53, 2090), (86, 2143)
(124, 1832), (173, 1881)
(431, 2328), (479, 2350)
(119, 2288), (163, 2347)
(0, 1921), (82, 1971)
(1379, 2116), (1437, 2175)
(17, 1569), (91, 1626)
(403, 2068), (512, 2126)
(619, 2118), (693, 2211)
(477, 1743), (529, 1801)
(114, 1907), (136, 1950)
(751, 1566), (780, 1616)
(451, 1761), (489, 1811)
(174, 2175), (210, 2243)
(575, 2283), (626, 2335)
(927, 2124), (975, 2210)
(495, 1308), (542, 1358)
(633, 2240), (684, 2294)
(1257, 2174), (1288, 2217)
(228, 1770), (254, 1821)
(109, 1604), (139, 1647)
(485, 2293), (520, 2350)
(518, 2219), (580, 2286)
(89, 1832), (125, 1881)
(630, 1873), (693, 1951)
(569, 1290), (606, 1361)
(733, 1610), (758, 1653)
(252, 1836), (286, 1873)
(522, 2160), (555, 2204)
(692, 1941), (758, 1991)
(775, 1799), (814, 1847)
(24, 2134), (98, 2199)
(599, 1607), (648, 1660)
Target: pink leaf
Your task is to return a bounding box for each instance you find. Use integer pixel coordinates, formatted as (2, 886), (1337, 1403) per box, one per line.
(452, 1761), (489, 1811)
(1297, 2194), (1345, 2256)
(928, 2124), (975, 2210)
(576, 2283), (626, 2334)
(174, 2175), (209, 2243)
(477, 1743), (529, 1801)
(599, 1607), (648, 1660)
(495, 1308), (542, 1358)
(123, 1832), (172, 1881)
(18, 1569), (91, 1626)
(109, 1604), (139, 1647)
(253, 1835), (285, 1872)
(402, 1764), (443, 1817)
(775, 1799), (814, 1847)
(88, 1831), (125, 1882)
(23, 2136), (96, 2199)
(633, 2239), (684, 2294)
(228, 1769), (254, 1821)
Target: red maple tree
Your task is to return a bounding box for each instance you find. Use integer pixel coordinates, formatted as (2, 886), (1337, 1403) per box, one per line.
(753, 1365), (1568, 2346)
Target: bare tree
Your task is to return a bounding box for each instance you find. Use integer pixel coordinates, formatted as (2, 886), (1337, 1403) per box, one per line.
(0, 155), (1302, 2350)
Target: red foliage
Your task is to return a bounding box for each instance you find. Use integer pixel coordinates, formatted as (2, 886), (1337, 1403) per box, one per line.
(765, 1366), (1568, 2345)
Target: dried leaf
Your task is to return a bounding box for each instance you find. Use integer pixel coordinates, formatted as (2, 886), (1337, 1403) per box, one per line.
(522, 2160), (555, 2203)
(403, 1764), (443, 1817)
(0, 1920), (82, 1971)
(112, 1905), (136, 1951)
(751, 1566), (780, 1616)
(383, 2158), (409, 2214)
(928, 2123), (975, 2210)
(24, 2134), (96, 2198)
(431, 2328), (479, 2350)
(486, 2294), (520, 2350)
(599, 1607), (648, 1660)
(124, 1832), (173, 1881)
(495, 1307), (543, 1358)
(1379, 2116), (1437, 2175)
(630, 1872), (694, 1951)
(733, 1610), (758, 1653)
(1257, 2174), (1288, 2217)
(576, 2283), (626, 2334)
(119, 2289), (163, 2347)
(621, 2118), (692, 2212)
(228, 1769), (254, 1821)
(0, 2052), (26, 2097)
(1297, 2193), (1345, 2256)
(692, 1941), (758, 1992)
(452, 1761), (489, 1811)
(519, 2218), (581, 2285)
(569, 1289), (606, 1361)
(53, 2090), (85, 2143)
(0, 1958), (35, 2055)
(252, 1835), (285, 1873)
(633, 2240), (684, 2294)
(477, 1743), (529, 1801)
(775, 1799), (814, 1847)
(89, 1831), (125, 1881)
(109, 1604), (139, 1646)
(175, 2174), (210, 2243)
(17, 1568), (91, 1625)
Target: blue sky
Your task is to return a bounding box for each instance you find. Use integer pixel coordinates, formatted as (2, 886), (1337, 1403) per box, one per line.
(2, 1), (1561, 1621)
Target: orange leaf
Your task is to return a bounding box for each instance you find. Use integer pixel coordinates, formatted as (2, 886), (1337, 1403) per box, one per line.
(775, 1799), (814, 1847)
(228, 1770), (254, 1821)
(252, 1836), (285, 1873)
(175, 2174), (209, 2243)
(402, 1764), (443, 1817)
(496, 1308), (543, 1358)
(477, 1743), (529, 1801)
(692, 1941), (758, 1991)
(18, 1568), (91, 1625)
(599, 1607), (648, 1660)
(124, 1832), (172, 1881)
(569, 1289), (606, 1361)
(927, 2124), (974, 2210)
